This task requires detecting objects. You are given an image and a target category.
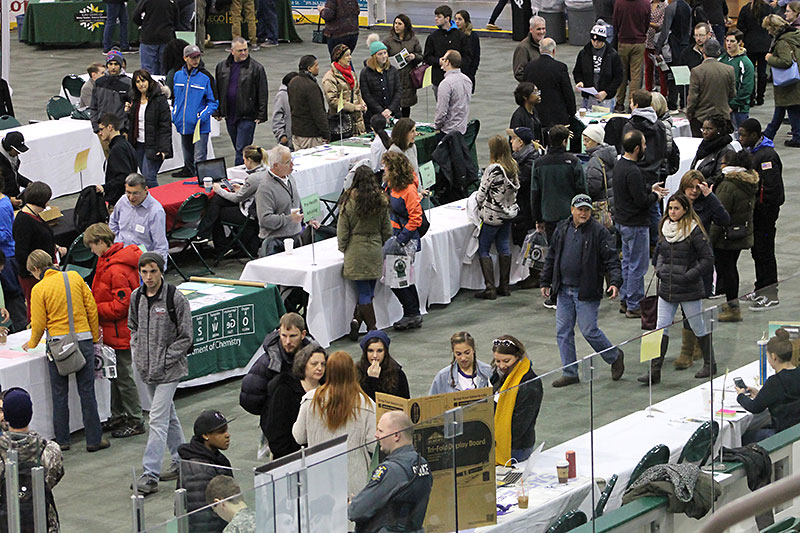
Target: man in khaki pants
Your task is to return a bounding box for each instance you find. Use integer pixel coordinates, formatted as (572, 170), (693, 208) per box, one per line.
(613, 0), (651, 112)
(231, 0), (259, 50)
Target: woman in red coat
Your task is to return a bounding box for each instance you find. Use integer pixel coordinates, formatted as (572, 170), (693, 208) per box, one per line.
(84, 222), (145, 438)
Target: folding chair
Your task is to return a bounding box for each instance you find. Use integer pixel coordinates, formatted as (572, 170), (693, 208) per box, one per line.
(0, 115), (21, 131)
(61, 233), (97, 281)
(214, 218), (258, 266)
(61, 75), (84, 106)
(625, 444), (670, 490)
(546, 510), (587, 533)
(677, 420), (719, 467)
(594, 474), (618, 518)
(46, 96), (75, 120)
(167, 193), (214, 281)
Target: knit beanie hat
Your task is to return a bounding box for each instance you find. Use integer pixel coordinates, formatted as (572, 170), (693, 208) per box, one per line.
(3, 388), (33, 429)
(138, 252), (165, 273)
(367, 33), (388, 56)
(331, 44), (350, 63)
(583, 124), (605, 145)
(106, 49), (125, 66)
(359, 330), (391, 351)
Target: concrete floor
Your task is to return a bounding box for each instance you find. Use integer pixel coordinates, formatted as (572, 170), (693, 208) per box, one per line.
(9, 22), (800, 531)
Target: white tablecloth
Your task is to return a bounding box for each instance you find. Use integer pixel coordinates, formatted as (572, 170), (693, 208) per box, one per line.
(239, 201), (528, 347)
(578, 114), (691, 139)
(535, 359), (766, 514)
(0, 331), (111, 441)
(227, 144), (372, 200)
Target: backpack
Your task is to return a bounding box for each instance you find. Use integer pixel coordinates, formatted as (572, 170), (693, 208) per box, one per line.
(73, 186), (109, 233)
(134, 283), (194, 355)
(0, 438), (55, 533)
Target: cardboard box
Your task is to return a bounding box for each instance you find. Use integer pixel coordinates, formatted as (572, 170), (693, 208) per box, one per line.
(39, 205), (63, 223)
(376, 388), (496, 532)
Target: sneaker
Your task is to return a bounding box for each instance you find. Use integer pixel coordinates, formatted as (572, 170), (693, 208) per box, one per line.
(392, 315), (423, 330)
(740, 292), (758, 303)
(625, 308), (642, 319)
(134, 475), (159, 495)
(486, 23), (501, 30)
(785, 139), (800, 148)
(190, 235), (209, 244)
(102, 417), (125, 432)
(121, 46), (138, 53)
(263, 40), (279, 47)
(708, 292), (725, 300)
(112, 421), (146, 438)
(750, 296), (780, 312)
(552, 376), (580, 388)
(86, 438), (111, 452)
(542, 297), (556, 310)
(159, 464), (179, 481)
(171, 167), (193, 178)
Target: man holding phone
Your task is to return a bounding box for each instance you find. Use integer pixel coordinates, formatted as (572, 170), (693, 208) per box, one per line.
(540, 194), (625, 387)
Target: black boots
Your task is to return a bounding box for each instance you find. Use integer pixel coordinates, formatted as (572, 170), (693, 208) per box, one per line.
(694, 333), (716, 379)
(476, 257), (497, 299)
(348, 303), (377, 341)
(638, 335), (669, 384)
(516, 268), (540, 289)
(497, 255), (512, 296)
(348, 305), (361, 341)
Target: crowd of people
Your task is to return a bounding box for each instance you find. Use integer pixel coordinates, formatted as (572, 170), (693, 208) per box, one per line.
(0, 0), (799, 529)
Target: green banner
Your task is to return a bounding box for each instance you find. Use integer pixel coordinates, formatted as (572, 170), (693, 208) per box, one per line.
(22, 0), (140, 46)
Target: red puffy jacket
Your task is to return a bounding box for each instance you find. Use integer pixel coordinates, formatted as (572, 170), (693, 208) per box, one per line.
(91, 242), (142, 349)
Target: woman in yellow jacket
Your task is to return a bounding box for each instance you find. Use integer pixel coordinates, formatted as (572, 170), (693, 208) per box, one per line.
(322, 44), (367, 137)
(21, 249), (109, 453)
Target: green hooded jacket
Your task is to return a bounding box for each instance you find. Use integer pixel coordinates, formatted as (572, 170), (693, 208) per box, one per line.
(720, 50), (755, 113)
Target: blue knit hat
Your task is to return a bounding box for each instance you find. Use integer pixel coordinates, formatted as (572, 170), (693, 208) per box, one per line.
(3, 388), (32, 429)
(106, 49), (125, 66)
(369, 40), (388, 56)
(360, 330), (390, 351)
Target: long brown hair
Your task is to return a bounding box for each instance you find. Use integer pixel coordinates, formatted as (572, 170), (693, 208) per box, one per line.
(340, 166), (388, 216)
(659, 192), (707, 237)
(311, 351), (371, 431)
(390, 118), (415, 151)
(488, 134), (519, 183)
(382, 151), (416, 190)
(357, 337), (401, 393)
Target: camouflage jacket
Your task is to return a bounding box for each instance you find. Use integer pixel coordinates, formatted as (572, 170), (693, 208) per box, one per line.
(224, 507), (255, 533)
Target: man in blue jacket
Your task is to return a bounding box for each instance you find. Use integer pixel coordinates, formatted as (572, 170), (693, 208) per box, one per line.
(172, 45), (218, 178)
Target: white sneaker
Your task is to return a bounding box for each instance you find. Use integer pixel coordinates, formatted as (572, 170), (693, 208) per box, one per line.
(750, 296), (780, 312)
(740, 292), (758, 303)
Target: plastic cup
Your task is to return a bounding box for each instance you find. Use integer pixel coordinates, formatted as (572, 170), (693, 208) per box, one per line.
(0, 331), (7, 345)
(579, 108), (587, 117)
(517, 495), (529, 509)
(203, 177), (212, 193)
(557, 461), (569, 484)
(283, 238), (294, 254)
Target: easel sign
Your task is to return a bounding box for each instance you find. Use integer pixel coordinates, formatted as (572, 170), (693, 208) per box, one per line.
(301, 193), (321, 265)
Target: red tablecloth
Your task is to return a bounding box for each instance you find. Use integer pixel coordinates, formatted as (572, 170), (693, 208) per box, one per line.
(149, 180), (212, 229)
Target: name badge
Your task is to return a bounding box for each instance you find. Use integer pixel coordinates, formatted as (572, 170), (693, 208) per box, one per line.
(135, 224), (146, 234)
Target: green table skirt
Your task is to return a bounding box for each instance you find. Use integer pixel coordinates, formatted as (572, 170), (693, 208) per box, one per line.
(22, 0), (139, 45)
(207, 0), (302, 43)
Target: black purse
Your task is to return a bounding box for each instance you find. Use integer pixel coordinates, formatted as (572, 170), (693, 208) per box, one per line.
(312, 19), (327, 44)
(328, 89), (355, 140)
(725, 221), (749, 241)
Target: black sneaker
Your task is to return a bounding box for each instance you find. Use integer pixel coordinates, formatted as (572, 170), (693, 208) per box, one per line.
(102, 417), (125, 432)
(190, 235), (209, 244)
(750, 296), (780, 312)
(171, 167), (193, 178)
(542, 297), (556, 310)
(112, 421), (146, 438)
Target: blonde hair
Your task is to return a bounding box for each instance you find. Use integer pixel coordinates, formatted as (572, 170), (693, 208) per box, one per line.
(26, 249), (54, 273)
(650, 92), (668, 117)
(763, 13), (790, 35)
(488, 135), (519, 183)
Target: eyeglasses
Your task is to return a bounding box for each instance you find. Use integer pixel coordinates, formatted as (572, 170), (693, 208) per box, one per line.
(532, 89), (542, 96)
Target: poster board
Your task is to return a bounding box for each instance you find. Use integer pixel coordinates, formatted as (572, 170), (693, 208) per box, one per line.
(376, 388), (496, 532)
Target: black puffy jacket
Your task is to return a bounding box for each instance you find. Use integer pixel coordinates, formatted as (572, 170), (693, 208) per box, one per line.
(264, 372), (304, 459)
(490, 365), (542, 451)
(176, 437), (232, 533)
(359, 62), (402, 127)
(214, 55), (269, 122)
(127, 92), (173, 161)
(90, 73), (131, 133)
(572, 43), (624, 96)
(655, 224), (714, 303)
(691, 134), (735, 185)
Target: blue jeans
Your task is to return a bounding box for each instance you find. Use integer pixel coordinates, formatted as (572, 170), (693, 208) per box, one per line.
(355, 279), (377, 305)
(742, 427), (776, 446)
(478, 221), (511, 258)
(226, 118), (257, 166)
(731, 112), (749, 139)
(103, 3), (129, 51)
(180, 132), (209, 177)
(648, 202), (661, 247)
(139, 43), (167, 75)
(556, 286), (619, 377)
(617, 224), (649, 311)
(764, 105), (800, 143)
(133, 142), (164, 188)
(256, 0), (278, 43)
(46, 339), (103, 447)
(142, 380), (185, 479)
(656, 297), (706, 337)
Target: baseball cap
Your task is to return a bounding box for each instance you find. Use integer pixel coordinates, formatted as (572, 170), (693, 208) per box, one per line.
(571, 194), (593, 209)
(505, 127), (534, 145)
(3, 131), (28, 153)
(183, 44), (202, 58)
(193, 410), (234, 438)
(590, 24), (608, 39)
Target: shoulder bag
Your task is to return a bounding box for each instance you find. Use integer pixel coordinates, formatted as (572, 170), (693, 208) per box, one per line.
(591, 160), (613, 229)
(410, 64), (429, 90)
(46, 272), (87, 376)
(328, 86), (355, 140)
(772, 49), (800, 87)
(640, 273), (659, 331)
(312, 19), (327, 44)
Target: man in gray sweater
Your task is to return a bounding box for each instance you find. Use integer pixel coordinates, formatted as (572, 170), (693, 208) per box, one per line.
(434, 50), (472, 136)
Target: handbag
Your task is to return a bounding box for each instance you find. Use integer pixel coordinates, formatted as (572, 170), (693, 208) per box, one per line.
(46, 272), (87, 377)
(312, 19), (327, 44)
(773, 58), (800, 87)
(410, 64), (429, 90)
(725, 221), (749, 241)
(640, 273), (659, 331)
(591, 160), (613, 229)
(328, 88), (355, 140)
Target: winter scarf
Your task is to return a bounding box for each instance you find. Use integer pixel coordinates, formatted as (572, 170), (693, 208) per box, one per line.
(333, 62), (355, 89)
(696, 133), (733, 161)
(661, 219), (697, 243)
(494, 356), (531, 466)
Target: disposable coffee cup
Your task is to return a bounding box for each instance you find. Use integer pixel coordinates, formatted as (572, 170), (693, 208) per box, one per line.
(556, 461), (569, 484)
(203, 177), (213, 193)
(579, 108), (587, 117)
(291, 207), (301, 216)
(517, 495), (529, 509)
(283, 238), (295, 254)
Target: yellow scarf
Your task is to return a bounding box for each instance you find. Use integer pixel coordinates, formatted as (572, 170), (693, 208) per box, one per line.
(494, 357), (531, 465)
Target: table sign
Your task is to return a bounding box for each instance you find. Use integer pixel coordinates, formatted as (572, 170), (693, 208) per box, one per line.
(419, 161), (436, 190)
(301, 193), (321, 222)
(671, 65), (691, 86)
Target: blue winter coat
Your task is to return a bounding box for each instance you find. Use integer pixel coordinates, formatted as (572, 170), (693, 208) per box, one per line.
(172, 66), (218, 135)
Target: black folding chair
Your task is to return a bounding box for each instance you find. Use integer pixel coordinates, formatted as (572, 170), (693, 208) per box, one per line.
(167, 193), (214, 281)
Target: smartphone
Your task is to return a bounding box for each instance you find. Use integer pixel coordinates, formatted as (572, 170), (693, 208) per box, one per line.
(733, 377), (746, 389)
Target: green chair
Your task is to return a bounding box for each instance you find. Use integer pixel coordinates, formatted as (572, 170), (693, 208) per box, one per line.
(167, 193), (214, 281)
(46, 96), (75, 120)
(594, 474), (618, 518)
(625, 444), (670, 491)
(62, 233), (97, 281)
(61, 75), (84, 105)
(677, 421), (719, 467)
(463, 118), (481, 174)
(761, 517), (800, 532)
(546, 510), (587, 533)
(0, 115), (21, 131)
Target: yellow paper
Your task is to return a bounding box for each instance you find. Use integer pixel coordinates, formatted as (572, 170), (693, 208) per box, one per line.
(73, 148), (90, 173)
(422, 66), (432, 89)
(192, 120), (201, 144)
(640, 329), (664, 363)
(337, 89), (344, 113)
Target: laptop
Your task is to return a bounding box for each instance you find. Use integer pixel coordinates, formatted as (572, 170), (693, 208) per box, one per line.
(196, 157), (227, 182)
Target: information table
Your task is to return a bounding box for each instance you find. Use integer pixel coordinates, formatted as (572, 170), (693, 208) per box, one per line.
(21, 0), (139, 45)
(331, 128), (439, 166)
(149, 180), (211, 230)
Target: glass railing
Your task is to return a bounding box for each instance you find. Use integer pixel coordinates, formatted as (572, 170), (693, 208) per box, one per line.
(127, 272), (800, 532)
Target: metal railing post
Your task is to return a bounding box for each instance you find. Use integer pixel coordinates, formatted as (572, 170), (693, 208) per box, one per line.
(5, 449), (19, 533)
(31, 466), (45, 533)
(174, 488), (188, 533)
(131, 494), (145, 533)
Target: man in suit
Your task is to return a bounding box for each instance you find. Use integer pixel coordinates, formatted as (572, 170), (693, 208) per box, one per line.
(522, 38), (576, 130)
(687, 38), (736, 136)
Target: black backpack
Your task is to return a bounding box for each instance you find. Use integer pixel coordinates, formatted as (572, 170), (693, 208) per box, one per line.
(0, 438), (55, 533)
(73, 186), (108, 233)
(134, 283), (194, 354)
